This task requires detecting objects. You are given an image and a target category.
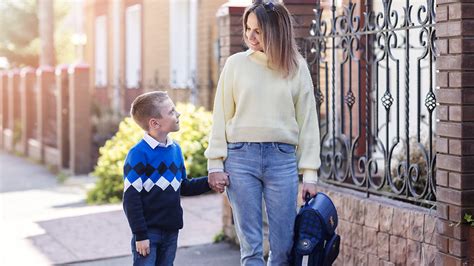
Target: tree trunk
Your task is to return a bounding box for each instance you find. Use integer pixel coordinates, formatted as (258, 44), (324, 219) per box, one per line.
(38, 0), (55, 66)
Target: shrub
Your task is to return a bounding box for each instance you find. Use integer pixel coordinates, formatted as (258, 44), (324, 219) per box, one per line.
(87, 103), (212, 204)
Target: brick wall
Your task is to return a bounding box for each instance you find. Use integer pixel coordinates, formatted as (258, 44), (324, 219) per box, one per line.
(436, 0), (474, 264)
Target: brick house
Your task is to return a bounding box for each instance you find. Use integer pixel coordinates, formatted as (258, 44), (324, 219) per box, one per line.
(82, 0), (235, 113)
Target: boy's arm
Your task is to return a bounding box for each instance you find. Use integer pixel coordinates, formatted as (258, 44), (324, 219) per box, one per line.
(175, 143), (211, 196)
(123, 188), (148, 240)
(123, 149), (148, 241)
(180, 176), (211, 196)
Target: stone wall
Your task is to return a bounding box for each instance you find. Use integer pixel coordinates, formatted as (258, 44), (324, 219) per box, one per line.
(223, 183), (437, 265)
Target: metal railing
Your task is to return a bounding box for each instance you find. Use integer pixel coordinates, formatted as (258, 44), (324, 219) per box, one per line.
(301, 0), (437, 206)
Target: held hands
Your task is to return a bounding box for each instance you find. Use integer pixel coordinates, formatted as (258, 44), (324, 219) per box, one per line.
(209, 172), (229, 193)
(301, 182), (318, 202)
(136, 239), (150, 257)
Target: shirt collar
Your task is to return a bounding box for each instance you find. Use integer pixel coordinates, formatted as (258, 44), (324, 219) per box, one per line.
(245, 49), (269, 67)
(143, 133), (174, 149)
(245, 49), (256, 56)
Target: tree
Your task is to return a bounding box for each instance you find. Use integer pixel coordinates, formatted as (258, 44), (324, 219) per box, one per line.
(0, 0), (73, 67)
(0, 0), (39, 67)
(38, 0), (55, 66)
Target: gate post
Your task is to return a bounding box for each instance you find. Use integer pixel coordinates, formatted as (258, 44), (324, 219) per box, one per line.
(216, 1), (247, 244)
(0, 72), (6, 149)
(4, 70), (20, 153)
(56, 65), (70, 170)
(68, 64), (91, 174)
(36, 66), (55, 163)
(20, 67), (36, 156)
(436, 0), (474, 264)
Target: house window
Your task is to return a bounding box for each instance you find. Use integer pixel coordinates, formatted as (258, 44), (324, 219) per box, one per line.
(95, 15), (107, 87)
(125, 4), (141, 89)
(169, 0), (197, 89)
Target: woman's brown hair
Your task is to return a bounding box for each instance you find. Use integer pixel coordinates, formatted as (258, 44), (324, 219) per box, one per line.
(243, 0), (300, 78)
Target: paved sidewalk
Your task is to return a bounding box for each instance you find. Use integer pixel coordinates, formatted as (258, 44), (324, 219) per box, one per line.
(0, 151), (240, 265)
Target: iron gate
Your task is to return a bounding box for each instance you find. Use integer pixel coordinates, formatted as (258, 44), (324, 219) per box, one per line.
(301, 0), (437, 206)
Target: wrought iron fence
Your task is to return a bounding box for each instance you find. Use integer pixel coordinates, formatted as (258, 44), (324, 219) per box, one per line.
(301, 0), (437, 206)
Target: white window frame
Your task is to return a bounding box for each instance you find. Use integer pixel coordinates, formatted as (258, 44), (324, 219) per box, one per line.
(169, 0), (197, 89)
(125, 4), (142, 89)
(95, 15), (107, 88)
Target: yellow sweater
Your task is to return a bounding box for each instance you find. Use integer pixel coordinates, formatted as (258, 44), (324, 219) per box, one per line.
(205, 49), (321, 183)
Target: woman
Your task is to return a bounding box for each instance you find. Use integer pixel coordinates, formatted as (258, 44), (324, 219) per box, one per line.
(205, 1), (321, 265)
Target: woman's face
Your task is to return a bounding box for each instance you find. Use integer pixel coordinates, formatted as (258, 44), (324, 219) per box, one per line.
(245, 12), (263, 51)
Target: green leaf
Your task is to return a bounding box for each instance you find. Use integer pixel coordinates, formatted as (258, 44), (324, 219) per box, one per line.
(464, 213), (473, 223)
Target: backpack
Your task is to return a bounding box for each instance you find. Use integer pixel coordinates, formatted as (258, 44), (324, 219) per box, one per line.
(290, 192), (341, 266)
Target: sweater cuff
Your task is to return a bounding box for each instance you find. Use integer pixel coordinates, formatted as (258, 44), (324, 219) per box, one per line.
(302, 169), (319, 184)
(135, 231), (148, 241)
(208, 168), (224, 173)
(208, 159), (224, 171)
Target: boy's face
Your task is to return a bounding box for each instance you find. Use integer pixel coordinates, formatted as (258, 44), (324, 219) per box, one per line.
(154, 99), (180, 133)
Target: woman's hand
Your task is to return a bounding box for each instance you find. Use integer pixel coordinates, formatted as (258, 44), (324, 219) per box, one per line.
(301, 182), (318, 202)
(209, 172), (229, 193)
(136, 239), (150, 256)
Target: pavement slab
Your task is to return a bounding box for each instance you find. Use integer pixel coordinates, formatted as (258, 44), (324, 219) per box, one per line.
(66, 242), (241, 266)
(0, 151), (240, 265)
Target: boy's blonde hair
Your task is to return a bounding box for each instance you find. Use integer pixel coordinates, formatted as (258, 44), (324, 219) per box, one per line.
(243, 0), (300, 78)
(130, 91), (170, 130)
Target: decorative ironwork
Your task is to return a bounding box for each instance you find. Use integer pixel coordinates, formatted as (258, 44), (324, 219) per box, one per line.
(424, 91), (436, 112)
(303, 0), (437, 207)
(381, 91), (394, 110)
(345, 91), (356, 108)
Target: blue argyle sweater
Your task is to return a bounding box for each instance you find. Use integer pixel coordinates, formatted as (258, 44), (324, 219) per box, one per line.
(122, 138), (210, 241)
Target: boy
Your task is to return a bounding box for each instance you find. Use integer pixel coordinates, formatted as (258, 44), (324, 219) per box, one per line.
(123, 91), (211, 266)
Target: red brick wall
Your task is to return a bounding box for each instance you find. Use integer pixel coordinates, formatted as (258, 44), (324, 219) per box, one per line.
(436, 0), (474, 264)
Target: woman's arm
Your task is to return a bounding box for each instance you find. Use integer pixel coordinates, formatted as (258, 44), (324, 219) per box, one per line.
(204, 58), (235, 171)
(295, 60), (322, 185)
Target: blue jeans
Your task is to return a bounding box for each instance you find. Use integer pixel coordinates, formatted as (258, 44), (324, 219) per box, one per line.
(225, 142), (299, 266)
(131, 229), (179, 266)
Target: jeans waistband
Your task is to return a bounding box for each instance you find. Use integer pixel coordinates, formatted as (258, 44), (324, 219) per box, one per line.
(228, 142), (294, 147)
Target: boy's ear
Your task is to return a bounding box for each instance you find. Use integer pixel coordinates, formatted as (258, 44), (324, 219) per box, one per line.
(149, 118), (160, 129)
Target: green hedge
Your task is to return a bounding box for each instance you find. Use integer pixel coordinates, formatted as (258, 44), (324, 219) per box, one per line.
(87, 103), (212, 204)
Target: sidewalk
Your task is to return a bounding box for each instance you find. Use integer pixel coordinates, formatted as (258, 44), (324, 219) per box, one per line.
(0, 151), (240, 265)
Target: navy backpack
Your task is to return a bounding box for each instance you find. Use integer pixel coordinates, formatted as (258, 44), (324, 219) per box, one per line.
(290, 192), (340, 266)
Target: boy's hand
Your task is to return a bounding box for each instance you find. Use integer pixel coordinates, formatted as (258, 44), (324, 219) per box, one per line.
(136, 239), (150, 256)
(301, 182), (318, 202)
(209, 172), (229, 193)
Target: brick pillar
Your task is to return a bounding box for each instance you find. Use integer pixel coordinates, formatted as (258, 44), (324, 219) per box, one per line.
(216, 1), (247, 244)
(0, 72), (6, 149)
(216, 3), (246, 70)
(56, 65), (70, 169)
(3, 70), (20, 152)
(35, 66), (55, 163)
(20, 67), (36, 155)
(436, 1), (474, 264)
(68, 64), (91, 174)
(284, 0), (317, 40)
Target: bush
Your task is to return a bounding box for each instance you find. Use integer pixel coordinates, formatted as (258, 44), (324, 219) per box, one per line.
(87, 103), (212, 204)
